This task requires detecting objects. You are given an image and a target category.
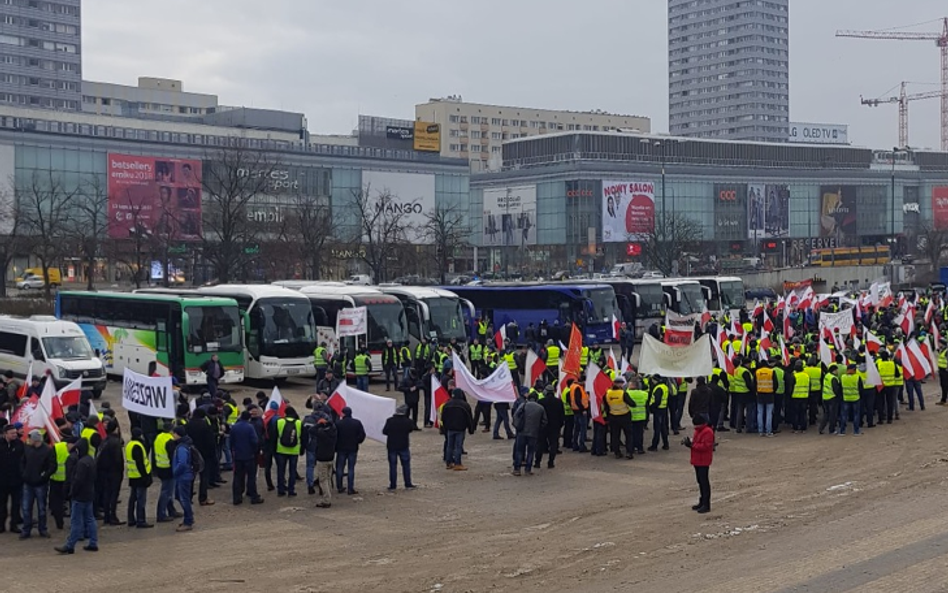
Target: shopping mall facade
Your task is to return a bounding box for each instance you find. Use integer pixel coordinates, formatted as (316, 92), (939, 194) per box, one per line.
(469, 132), (948, 274)
(0, 106), (470, 283)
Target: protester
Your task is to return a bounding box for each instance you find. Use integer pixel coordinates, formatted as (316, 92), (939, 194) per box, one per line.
(512, 389), (547, 476)
(314, 417), (337, 508)
(171, 426), (196, 532)
(55, 439), (97, 553)
(683, 413), (714, 514)
(441, 388), (475, 471)
(125, 427), (153, 528)
(230, 411), (263, 505)
(382, 405), (416, 490)
(154, 421), (180, 523)
(335, 407), (366, 495)
(20, 429), (55, 539)
(0, 423), (24, 533)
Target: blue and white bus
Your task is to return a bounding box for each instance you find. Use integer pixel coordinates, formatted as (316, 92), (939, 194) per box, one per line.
(447, 283), (621, 344)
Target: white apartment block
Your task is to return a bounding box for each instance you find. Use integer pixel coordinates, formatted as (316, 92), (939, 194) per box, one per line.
(416, 96), (650, 171)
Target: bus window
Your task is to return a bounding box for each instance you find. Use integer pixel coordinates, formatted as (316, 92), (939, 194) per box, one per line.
(30, 337), (45, 362)
(405, 305), (421, 340)
(186, 306), (241, 353)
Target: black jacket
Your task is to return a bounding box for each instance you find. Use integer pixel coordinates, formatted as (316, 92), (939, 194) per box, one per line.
(21, 443), (56, 486)
(187, 417), (217, 458)
(400, 376), (421, 405)
(0, 438), (24, 486)
(335, 416), (366, 452)
(441, 397), (475, 434)
(688, 385), (713, 419)
(200, 359), (225, 381)
(382, 415), (414, 451)
(96, 434), (124, 475)
(539, 392), (565, 429)
(382, 346), (399, 367)
(314, 422), (337, 462)
(70, 440), (96, 502)
(316, 376), (341, 397)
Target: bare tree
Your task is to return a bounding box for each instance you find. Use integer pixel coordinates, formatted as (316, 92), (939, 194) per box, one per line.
(0, 183), (23, 298)
(639, 213), (704, 277)
(201, 141), (281, 283)
(281, 192), (333, 280)
(916, 221), (948, 274)
(68, 174), (110, 291)
(18, 170), (79, 298)
(423, 204), (471, 284)
(105, 198), (153, 289)
(348, 185), (414, 283)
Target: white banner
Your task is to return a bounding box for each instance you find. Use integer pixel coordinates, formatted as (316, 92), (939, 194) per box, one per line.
(330, 382), (396, 444)
(452, 352), (517, 403)
(638, 334), (713, 378)
(819, 308), (854, 336)
(602, 180), (655, 242)
(336, 306), (367, 338)
(122, 368), (176, 419)
(665, 310), (700, 330)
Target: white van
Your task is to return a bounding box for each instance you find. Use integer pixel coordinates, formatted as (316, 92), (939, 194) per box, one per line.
(0, 316), (107, 398)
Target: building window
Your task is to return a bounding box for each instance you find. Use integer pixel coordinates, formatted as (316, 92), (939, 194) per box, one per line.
(449, 115), (459, 123)
(491, 118), (501, 125)
(1, 15), (14, 24)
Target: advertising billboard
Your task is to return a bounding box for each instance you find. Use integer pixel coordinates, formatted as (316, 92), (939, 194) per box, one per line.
(713, 184), (748, 241)
(933, 186), (948, 230)
(747, 184), (789, 239)
(108, 153), (202, 241)
(601, 180), (655, 242)
(386, 126), (414, 140)
(788, 122), (849, 145)
(413, 121), (441, 152)
(361, 170), (436, 244)
(0, 143), (14, 235)
(819, 186), (858, 244)
(482, 185), (537, 246)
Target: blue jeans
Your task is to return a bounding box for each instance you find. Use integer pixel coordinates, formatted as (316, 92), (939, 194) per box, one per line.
(335, 451), (358, 493)
(840, 401), (861, 435)
(305, 449), (316, 487)
(127, 485), (148, 526)
(446, 430), (466, 466)
(64, 500), (96, 550)
(387, 449), (412, 488)
(513, 434), (538, 471)
(157, 476), (176, 521)
(493, 408), (513, 438)
(220, 434), (233, 469)
(906, 380), (925, 410)
(572, 411), (588, 451)
(21, 484), (48, 535)
(356, 376), (369, 392)
(756, 403), (774, 435)
(175, 479), (194, 526)
(275, 453), (298, 495)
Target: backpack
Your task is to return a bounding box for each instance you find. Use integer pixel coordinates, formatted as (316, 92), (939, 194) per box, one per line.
(188, 445), (204, 475)
(279, 419), (299, 448)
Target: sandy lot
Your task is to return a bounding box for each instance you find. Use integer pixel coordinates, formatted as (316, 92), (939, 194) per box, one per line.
(3, 377), (948, 593)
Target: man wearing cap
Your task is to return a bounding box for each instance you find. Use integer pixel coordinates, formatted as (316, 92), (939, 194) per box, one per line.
(20, 429), (55, 538)
(382, 405), (416, 490)
(0, 423), (24, 533)
(55, 439), (98, 553)
(125, 427), (153, 528)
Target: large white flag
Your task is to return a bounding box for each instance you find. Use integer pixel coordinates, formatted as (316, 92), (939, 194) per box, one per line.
(326, 381), (395, 444)
(638, 334), (713, 378)
(452, 352), (517, 403)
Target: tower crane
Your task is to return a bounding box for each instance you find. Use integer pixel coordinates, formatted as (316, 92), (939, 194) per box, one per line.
(861, 82), (944, 148)
(837, 18), (948, 151)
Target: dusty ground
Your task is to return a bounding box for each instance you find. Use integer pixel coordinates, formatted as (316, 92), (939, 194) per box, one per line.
(4, 377), (948, 593)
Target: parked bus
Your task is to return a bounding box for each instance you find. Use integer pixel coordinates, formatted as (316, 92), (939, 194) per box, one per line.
(295, 285), (408, 372)
(807, 245), (891, 267)
(378, 286), (471, 345)
(661, 280), (708, 317)
(692, 276), (746, 316)
(576, 278), (664, 341)
(447, 283), (621, 344)
(57, 291), (244, 386)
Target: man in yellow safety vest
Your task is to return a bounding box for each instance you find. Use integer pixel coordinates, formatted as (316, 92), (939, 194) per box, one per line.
(125, 427), (153, 528)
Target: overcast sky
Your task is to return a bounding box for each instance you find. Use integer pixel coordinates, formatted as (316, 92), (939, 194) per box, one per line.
(83, 1), (948, 150)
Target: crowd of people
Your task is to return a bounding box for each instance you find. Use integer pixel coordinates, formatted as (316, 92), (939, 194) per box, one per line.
(0, 285), (942, 551)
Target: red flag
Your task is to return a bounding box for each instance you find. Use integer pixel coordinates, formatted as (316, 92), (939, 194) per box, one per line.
(894, 306), (915, 336)
(612, 314), (621, 341)
(429, 376), (451, 427)
(327, 383), (347, 418)
(494, 325), (507, 350)
(865, 331), (883, 353)
(606, 348), (617, 371)
(86, 400), (107, 440)
(783, 313), (794, 339)
(524, 349), (547, 389)
(262, 386), (286, 426)
(712, 337), (735, 375)
(56, 378), (83, 409)
(664, 328), (693, 347)
(759, 328), (772, 351)
(907, 340), (932, 379)
(897, 344), (916, 380)
(16, 360), (33, 402)
(752, 301), (763, 319)
(38, 379), (61, 443)
(762, 311), (774, 333)
(779, 336), (791, 366)
(925, 301), (935, 326)
(562, 323), (583, 377)
(775, 296), (786, 313)
(585, 363), (613, 426)
(11, 395), (44, 434)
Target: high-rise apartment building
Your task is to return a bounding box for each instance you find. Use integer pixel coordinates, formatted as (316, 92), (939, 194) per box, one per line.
(416, 96), (650, 171)
(668, 0), (789, 142)
(0, 0), (81, 111)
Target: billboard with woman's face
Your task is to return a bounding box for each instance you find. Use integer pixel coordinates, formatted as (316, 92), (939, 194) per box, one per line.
(108, 153), (202, 241)
(601, 180), (655, 242)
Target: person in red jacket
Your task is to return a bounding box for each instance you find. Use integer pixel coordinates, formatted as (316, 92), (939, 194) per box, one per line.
(683, 413), (714, 514)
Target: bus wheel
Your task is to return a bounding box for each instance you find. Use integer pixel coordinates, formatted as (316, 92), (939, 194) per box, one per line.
(92, 389), (103, 400)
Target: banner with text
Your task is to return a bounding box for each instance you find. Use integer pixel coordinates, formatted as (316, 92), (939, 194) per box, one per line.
(819, 185), (858, 245)
(934, 187), (948, 230)
(482, 185), (537, 246)
(602, 180), (655, 242)
(819, 308), (855, 337)
(122, 368), (176, 419)
(108, 153), (202, 241)
(638, 334), (713, 378)
(336, 306), (368, 338)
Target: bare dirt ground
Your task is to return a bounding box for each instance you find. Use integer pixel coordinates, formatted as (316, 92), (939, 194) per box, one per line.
(4, 377), (948, 593)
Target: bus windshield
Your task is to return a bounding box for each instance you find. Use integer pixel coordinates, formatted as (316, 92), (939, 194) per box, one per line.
(584, 288), (618, 323)
(42, 336), (93, 360)
(364, 300), (409, 346)
(720, 281), (746, 310)
(186, 306), (242, 353)
(427, 297), (466, 341)
(635, 283), (665, 319)
(256, 298), (315, 357)
(677, 284), (707, 316)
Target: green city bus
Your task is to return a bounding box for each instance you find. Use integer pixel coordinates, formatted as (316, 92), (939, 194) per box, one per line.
(56, 291), (245, 386)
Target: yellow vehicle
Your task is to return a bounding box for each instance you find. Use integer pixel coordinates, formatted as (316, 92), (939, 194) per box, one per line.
(807, 246), (891, 267)
(15, 267), (63, 286)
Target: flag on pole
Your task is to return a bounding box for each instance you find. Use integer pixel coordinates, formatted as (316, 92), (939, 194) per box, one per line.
(818, 335), (833, 366)
(56, 378), (83, 409)
(779, 335), (791, 366)
(37, 378), (61, 443)
(87, 399), (107, 439)
(17, 360), (33, 401)
(524, 349), (547, 390)
(429, 376), (451, 428)
(865, 331), (883, 354)
(494, 325), (507, 350)
(585, 363), (613, 426)
(864, 348), (883, 388)
(562, 323), (583, 377)
(712, 337), (735, 375)
(612, 314), (621, 341)
(762, 311), (774, 333)
(262, 386), (286, 427)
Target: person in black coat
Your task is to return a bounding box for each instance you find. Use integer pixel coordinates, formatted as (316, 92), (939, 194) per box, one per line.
(96, 421), (124, 525)
(400, 369), (422, 429)
(382, 405), (416, 490)
(334, 407), (366, 495)
(536, 384), (565, 469)
(186, 408), (217, 506)
(0, 423), (24, 533)
(313, 418), (337, 508)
